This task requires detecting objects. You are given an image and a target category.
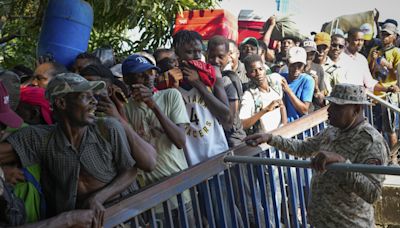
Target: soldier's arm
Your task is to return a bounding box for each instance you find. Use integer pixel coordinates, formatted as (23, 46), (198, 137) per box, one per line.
(337, 141), (387, 204)
(268, 133), (323, 158)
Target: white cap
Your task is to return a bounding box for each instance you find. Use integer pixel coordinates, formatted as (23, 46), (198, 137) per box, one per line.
(110, 64), (123, 78)
(287, 47), (307, 65)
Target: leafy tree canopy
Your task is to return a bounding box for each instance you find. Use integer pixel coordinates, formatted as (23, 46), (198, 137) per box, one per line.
(0, 0), (218, 69)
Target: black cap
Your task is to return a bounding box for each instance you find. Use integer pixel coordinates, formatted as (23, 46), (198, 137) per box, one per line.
(379, 19), (398, 27)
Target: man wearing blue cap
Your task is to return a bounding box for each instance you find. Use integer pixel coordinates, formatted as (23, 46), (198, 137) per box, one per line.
(122, 54), (193, 226)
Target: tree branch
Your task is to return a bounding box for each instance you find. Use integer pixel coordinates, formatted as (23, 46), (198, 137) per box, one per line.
(0, 34), (18, 44)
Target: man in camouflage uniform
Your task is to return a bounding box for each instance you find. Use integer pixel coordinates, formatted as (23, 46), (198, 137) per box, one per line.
(245, 83), (389, 228)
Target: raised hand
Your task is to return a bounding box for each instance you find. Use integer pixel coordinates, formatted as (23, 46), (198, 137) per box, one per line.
(130, 84), (156, 109)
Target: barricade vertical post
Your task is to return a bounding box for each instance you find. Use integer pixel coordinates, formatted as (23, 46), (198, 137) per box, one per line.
(265, 149), (281, 228)
(235, 164), (250, 227)
(190, 187), (203, 228)
(211, 174), (228, 228)
(276, 149), (290, 228)
(177, 193), (189, 228)
(255, 153), (272, 228)
(224, 168), (239, 228)
(247, 164), (262, 228)
(200, 180), (216, 228)
(162, 200), (174, 228)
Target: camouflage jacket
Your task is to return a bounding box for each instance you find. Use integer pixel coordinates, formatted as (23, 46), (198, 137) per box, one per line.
(269, 121), (389, 228)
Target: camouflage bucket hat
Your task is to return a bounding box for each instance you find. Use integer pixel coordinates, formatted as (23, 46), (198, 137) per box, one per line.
(325, 83), (371, 105)
(45, 72), (106, 104)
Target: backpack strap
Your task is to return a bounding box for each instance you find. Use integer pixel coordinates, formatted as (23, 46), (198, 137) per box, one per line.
(246, 89), (262, 135)
(0, 177), (26, 226)
(22, 168), (46, 219)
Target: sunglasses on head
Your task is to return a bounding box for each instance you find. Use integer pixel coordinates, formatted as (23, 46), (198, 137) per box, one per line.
(331, 43), (345, 49)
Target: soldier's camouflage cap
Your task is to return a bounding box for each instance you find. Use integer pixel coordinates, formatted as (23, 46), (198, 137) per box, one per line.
(325, 83), (371, 105)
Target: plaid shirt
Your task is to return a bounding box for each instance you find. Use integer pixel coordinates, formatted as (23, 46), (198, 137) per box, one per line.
(7, 117), (135, 216)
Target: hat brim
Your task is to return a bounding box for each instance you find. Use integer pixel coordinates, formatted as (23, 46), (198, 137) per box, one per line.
(0, 110), (23, 128)
(240, 40), (259, 49)
(325, 96), (371, 105)
(304, 47), (317, 53)
(75, 81), (107, 93)
(288, 58), (306, 65)
(381, 29), (397, 35)
(315, 41), (330, 47)
(124, 64), (160, 75)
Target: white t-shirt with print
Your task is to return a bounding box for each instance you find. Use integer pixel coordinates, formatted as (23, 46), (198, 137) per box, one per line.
(178, 87), (228, 166)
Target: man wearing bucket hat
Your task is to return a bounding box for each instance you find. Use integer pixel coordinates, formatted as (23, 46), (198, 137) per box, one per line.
(245, 83), (389, 228)
(0, 73), (138, 227)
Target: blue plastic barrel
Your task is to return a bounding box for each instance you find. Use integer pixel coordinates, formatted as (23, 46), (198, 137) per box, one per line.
(37, 0), (93, 68)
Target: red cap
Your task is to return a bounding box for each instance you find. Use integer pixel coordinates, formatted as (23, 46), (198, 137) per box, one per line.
(20, 86), (53, 125)
(0, 81), (23, 128)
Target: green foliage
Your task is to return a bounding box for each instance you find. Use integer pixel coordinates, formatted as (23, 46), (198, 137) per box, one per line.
(0, 0), (44, 69)
(0, 0), (219, 69)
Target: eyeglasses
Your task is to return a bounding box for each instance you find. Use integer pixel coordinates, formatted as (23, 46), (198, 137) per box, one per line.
(331, 43), (345, 49)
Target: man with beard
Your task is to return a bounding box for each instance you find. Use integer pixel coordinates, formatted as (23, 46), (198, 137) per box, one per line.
(0, 73), (138, 227)
(245, 83), (389, 228)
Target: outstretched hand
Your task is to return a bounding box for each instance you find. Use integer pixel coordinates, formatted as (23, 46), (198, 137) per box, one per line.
(244, 133), (273, 147)
(311, 151), (346, 172)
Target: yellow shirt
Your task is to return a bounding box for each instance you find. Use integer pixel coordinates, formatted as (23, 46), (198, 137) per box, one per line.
(368, 46), (400, 97)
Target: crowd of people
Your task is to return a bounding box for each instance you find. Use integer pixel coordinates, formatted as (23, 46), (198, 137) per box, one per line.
(0, 13), (398, 228)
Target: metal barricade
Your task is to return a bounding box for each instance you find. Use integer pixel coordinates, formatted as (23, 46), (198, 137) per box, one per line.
(103, 94), (399, 228)
(104, 107), (329, 228)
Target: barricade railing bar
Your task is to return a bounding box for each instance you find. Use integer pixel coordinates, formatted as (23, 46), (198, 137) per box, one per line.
(224, 156), (400, 176)
(367, 92), (400, 114)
